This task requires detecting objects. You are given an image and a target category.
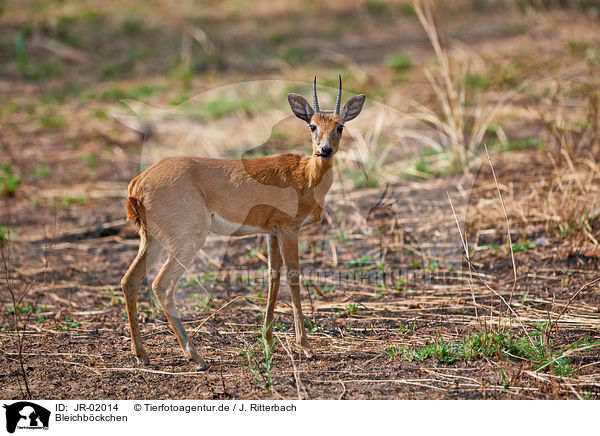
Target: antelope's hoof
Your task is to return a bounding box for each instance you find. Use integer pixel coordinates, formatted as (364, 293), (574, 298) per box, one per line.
(135, 352), (150, 365)
(195, 361), (210, 371)
(302, 347), (317, 361)
(188, 350), (209, 370)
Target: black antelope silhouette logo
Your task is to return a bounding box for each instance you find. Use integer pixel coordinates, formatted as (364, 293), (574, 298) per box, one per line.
(3, 402), (50, 434)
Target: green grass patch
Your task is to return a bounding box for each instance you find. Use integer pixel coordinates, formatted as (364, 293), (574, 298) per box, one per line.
(16, 31), (28, 75)
(83, 152), (98, 168)
(268, 31), (292, 46)
(489, 136), (545, 151)
(0, 226), (16, 242)
(127, 85), (164, 100)
(203, 98), (251, 119)
(7, 302), (47, 314)
(489, 62), (523, 89)
(513, 239), (537, 252)
(390, 331), (598, 376)
(63, 196), (85, 207)
(0, 163), (21, 197)
(465, 73), (490, 91)
(386, 52), (412, 71)
(348, 254), (373, 267)
(57, 319), (81, 330)
(240, 325), (275, 391)
(337, 303), (359, 318)
(92, 108), (109, 121)
(280, 46), (308, 66)
(38, 115), (66, 130)
(364, 0), (390, 15)
(32, 166), (53, 179)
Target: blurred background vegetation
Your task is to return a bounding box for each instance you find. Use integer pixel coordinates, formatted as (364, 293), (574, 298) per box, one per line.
(1, 0), (599, 191)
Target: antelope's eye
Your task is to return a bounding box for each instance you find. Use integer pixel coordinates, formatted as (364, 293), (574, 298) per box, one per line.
(309, 124), (317, 132)
(337, 125), (344, 134)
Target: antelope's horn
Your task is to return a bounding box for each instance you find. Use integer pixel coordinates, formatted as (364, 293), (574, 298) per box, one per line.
(313, 76), (320, 113)
(334, 75), (342, 114)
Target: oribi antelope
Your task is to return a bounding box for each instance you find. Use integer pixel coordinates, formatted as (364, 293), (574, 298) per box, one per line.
(121, 77), (365, 367)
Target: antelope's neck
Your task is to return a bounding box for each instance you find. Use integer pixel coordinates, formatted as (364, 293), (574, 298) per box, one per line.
(305, 155), (333, 188)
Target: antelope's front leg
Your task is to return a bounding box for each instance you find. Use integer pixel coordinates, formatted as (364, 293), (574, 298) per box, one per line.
(263, 233), (282, 344)
(278, 227), (316, 359)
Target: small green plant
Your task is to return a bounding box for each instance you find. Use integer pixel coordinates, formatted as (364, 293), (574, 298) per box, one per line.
(336, 229), (350, 242)
(349, 255), (373, 267)
(337, 303), (359, 317)
(181, 277), (202, 289)
(280, 46), (307, 66)
(32, 166), (52, 179)
(500, 368), (509, 389)
(567, 40), (591, 55)
(414, 157), (430, 175)
(138, 296), (162, 319)
(387, 52), (412, 71)
(7, 303), (46, 314)
(1, 163), (21, 197)
(128, 84), (163, 99)
(92, 108), (108, 121)
(425, 260), (440, 271)
(57, 319), (81, 330)
(558, 221), (575, 235)
(394, 278), (406, 291)
(16, 31), (28, 75)
(38, 115), (66, 130)
(0, 226), (15, 242)
(190, 293), (212, 311)
(240, 325), (275, 390)
(83, 152), (97, 168)
(365, 0), (389, 15)
(63, 196), (85, 207)
(465, 73), (490, 91)
(203, 98), (250, 119)
(312, 284), (335, 299)
(389, 345), (403, 360)
(304, 318), (322, 333)
(273, 322), (287, 332)
(489, 136), (545, 151)
(109, 289), (124, 306)
(489, 62), (523, 89)
(32, 61), (65, 81)
(121, 14), (145, 36)
(513, 238), (537, 253)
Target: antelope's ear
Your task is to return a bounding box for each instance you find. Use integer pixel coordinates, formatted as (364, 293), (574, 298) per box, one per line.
(342, 95), (366, 122)
(288, 93), (314, 123)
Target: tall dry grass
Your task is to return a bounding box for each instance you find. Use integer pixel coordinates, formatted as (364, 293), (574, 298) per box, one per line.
(411, 0), (509, 170)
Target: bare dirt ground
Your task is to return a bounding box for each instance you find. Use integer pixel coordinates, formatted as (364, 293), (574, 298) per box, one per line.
(1, 0), (600, 399)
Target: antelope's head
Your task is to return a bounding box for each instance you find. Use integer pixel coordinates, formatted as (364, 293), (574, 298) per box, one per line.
(288, 76), (365, 160)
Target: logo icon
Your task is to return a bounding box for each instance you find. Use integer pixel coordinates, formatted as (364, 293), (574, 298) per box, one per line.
(3, 402), (50, 434)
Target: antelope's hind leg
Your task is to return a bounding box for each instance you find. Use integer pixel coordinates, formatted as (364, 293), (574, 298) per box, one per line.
(151, 218), (210, 369)
(121, 233), (163, 364)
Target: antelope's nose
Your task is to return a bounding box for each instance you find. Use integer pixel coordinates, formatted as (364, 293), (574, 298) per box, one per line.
(320, 145), (333, 157)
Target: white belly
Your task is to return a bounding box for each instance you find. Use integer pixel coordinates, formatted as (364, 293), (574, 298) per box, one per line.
(209, 212), (268, 236)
